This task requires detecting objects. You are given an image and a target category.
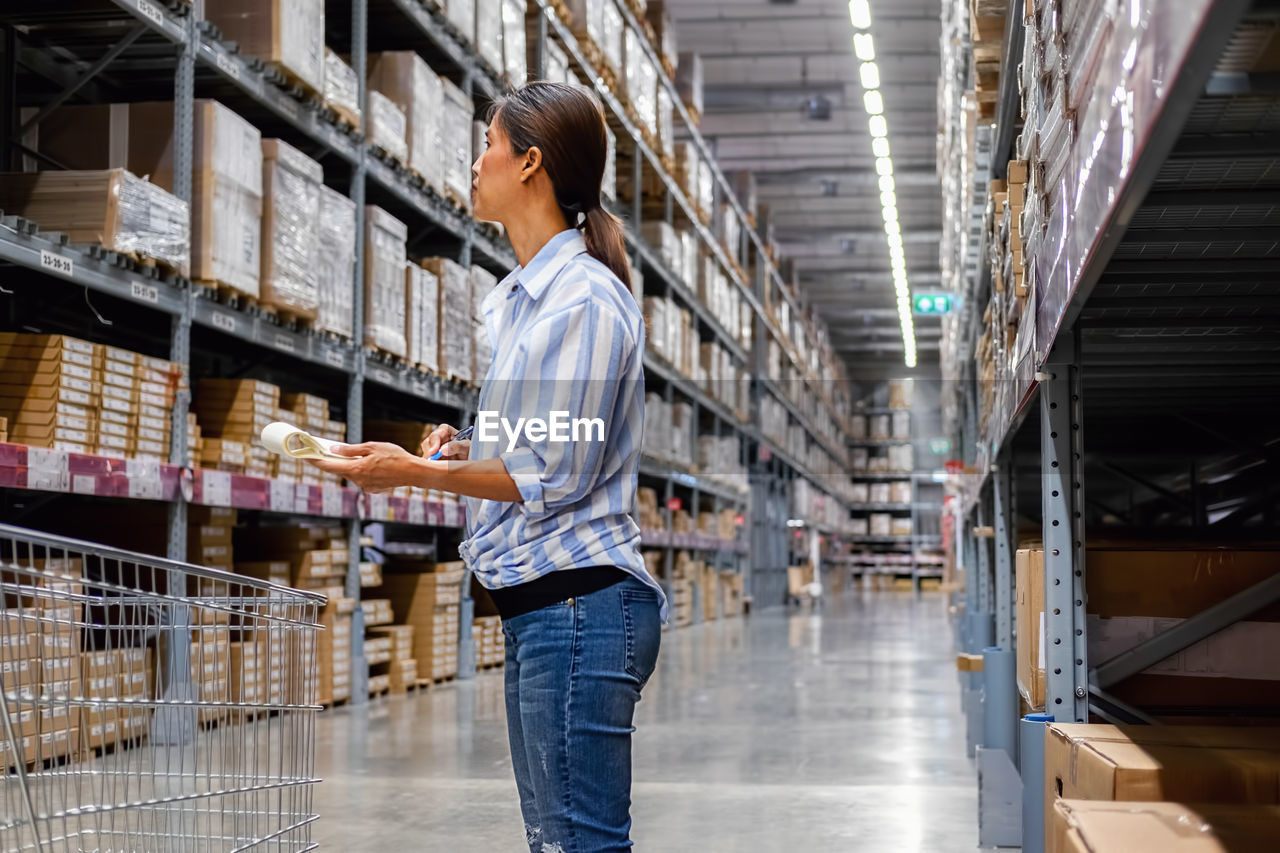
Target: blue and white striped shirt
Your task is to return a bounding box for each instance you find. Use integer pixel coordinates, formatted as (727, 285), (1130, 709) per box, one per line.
(460, 229), (667, 619)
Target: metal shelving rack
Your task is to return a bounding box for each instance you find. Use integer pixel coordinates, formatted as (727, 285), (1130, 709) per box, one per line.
(940, 1), (1279, 849)
(0, 0), (857, 660)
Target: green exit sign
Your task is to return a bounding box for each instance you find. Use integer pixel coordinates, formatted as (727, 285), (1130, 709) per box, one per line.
(929, 438), (951, 454)
(913, 294), (953, 315)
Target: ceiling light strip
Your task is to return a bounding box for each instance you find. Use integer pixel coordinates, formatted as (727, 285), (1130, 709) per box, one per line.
(849, 0), (916, 368)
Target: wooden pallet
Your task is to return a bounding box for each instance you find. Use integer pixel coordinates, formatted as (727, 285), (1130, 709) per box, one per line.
(265, 59), (323, 102)
(320, 696), (351, 710)
(364, 345), (410, 368)
(368, 684), (391, 700)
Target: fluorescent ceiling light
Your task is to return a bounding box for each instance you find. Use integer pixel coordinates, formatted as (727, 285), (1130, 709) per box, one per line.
(854, 33), (876, 61)
(863, 91), (884, 114)
(884, 219), (900, 237)
(869, 115), (888, 138)
(848, 0), (871, 29)
(881, 190), (896, 208)
(872, 137), (890, 158)
(859, 62), (880, 90)
(875, 156), (893, 175)
(879, 175), (895, 193)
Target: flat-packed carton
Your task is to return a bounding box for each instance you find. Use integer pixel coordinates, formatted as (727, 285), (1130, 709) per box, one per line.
(1051, 800), (1280, 853)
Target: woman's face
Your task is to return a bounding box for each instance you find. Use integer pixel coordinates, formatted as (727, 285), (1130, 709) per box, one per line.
(472, 119), (522, 223)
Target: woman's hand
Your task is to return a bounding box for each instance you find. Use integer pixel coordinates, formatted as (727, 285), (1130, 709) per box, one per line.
(421, 423), (470, 461)
(306, 442), (422, 493)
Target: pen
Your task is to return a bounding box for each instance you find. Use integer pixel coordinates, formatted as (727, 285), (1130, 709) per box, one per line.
(428, 425), (474, 460)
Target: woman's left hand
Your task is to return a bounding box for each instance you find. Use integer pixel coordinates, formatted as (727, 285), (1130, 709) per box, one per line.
(306, 442), (422, 493)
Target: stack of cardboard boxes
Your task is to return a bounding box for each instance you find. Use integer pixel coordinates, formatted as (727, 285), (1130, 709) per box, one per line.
(369, 624), (417, 692)
(470, 266), (497, 380)
(406, 262), (441, 376)
(377, 562), (465, 684)
(193, 379), (279, 477)
(188, 507), (236, 574)
(316, 184), (357, 340)
(363, 205), (409, 359)
(317, 591), (354, 705)
(234, 525), (349, 592)
(260, 139), (323, 322)
(0, 335), (183, 461)
(472, 617), (504, 668)
(636, 487), (663, 532)
(425, 257), (473, 384)
(720, 571), (744, 618)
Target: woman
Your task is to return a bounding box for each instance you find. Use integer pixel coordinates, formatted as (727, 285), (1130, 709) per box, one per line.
(309, 82), (664, 852)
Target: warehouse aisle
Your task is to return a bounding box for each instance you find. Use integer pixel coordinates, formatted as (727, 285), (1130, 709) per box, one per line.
(312, 590), (977, 851)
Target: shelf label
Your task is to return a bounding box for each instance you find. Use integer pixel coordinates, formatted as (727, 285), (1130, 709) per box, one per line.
(325, 349), (345, 368)
(274, 333), (295, 353)
(370, 493), (389, 519)
(270, 478), (294, 513)
(130, 281), (159, 304)
(294, 485), (310, 514)
(408, 499), (425, 525)
(666, 497), (682, 512)
(126, 458), (163, 500)
(202, 470), (231, 506)
(39, 250), (74, 279)
(321, 485), (343, 517)
(72, 475), (97, 495)
(372, 367), (393, 385)
(215, 51), (240, 81)
(212, 311), (237, 333)
(134, 0), (164, 28)
(27, 448), (69, 492)
(409, 379), (429, 398)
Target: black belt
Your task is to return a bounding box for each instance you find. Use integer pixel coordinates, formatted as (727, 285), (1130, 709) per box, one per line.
(488, 566), (629, 620)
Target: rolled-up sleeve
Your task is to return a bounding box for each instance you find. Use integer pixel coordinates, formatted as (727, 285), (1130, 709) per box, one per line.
(498, 301), (631, 519)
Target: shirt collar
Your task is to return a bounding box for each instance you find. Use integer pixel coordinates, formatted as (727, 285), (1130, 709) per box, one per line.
(514, 229), (588, 300)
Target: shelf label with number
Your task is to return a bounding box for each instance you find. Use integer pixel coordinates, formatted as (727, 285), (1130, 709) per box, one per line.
(325, 349), (345, 368)
(130, 281), (159, 304)
(27, 447), (70, 492)
(369, 493), (389, 520)
(72, 474), (97, 495)
(212, 312), (237, 333)
(134, 0), (165, 27)
(202, 470), (232, 507)
(274, 333), (295, 353)
(39, 250), (75, 279)
(270, 478), (295, 513)
(372, 367), (393, 385)
(321, 485), (343, 517)
(126, 458), (163, 500)
(215, 50), (241, 81)
(294, 484), (311, 514)
(410, 379), (429, 398)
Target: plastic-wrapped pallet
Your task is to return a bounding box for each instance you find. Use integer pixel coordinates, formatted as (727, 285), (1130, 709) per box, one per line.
(405, 263), (439, 374)
(623, 28), (652, 133)
(0, 170), (190, 275)
(324, 49), (361, 129)
(644, 1), (677, 73)
(368, 52), (443, 190)
(470, 266), (497, 380)
(192, 101), (263, 297)
(260, 139), (321, 319)
(367, 89), (409, 165)
(474, 0), (503, 73)
(440, 79), (474, 210)
(500, 0), (527, 84)
(447, 0), (476, 47)
(670, 402), (693, 468)
(600, 0), (624, 76)
(640, 222), (680, 273)
(656, 87), (674, 159)
(424, 258), (472, 383)
(363, 206), (408, 358)
(315, 185), (356, 339)
(676, 52), (702, 116)
(203, 0), (325, 96)
(565, 0), (622, 75)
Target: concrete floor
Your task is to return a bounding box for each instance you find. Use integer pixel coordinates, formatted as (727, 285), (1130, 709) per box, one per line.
(311, 589), (978, 851)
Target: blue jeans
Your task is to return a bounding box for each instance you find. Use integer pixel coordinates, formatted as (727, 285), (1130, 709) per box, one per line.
(502, 576), (662, 853)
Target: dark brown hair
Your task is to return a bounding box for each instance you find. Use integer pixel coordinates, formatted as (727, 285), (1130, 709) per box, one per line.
(490, 82), (631, 288)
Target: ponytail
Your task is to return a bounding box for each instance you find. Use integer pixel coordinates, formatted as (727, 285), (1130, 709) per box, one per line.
(579, 207), (631, 290)
(493, 83), (632, 290)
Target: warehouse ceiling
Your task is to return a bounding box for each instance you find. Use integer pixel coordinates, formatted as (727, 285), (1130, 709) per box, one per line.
(668, 0), (944, 379)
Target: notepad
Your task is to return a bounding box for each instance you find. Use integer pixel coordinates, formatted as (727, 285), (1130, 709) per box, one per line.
(260, 421), (349, 460)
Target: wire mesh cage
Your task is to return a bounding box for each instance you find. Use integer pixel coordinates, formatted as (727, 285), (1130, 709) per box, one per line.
(0, 523), (325, 852)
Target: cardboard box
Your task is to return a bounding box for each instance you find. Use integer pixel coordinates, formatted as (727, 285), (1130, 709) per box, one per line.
(424, 258), (472, 381)
(0, 169), (190, 274)
(363, 206), (409, 358)
(204, 0), (325, 95)
(1017, 545), (1280, 713)
(439, 79), (474, 209)
(1045, 723), (1280, 829)
(323, 48), (361, 129)
(367, 51), (443, 188)
(406, 263), (440, 374)
(316, 184), (357, 340)
(260, 139), (322, 319)
(1050, 799), (1280, 853)
(368, 625), (414, 661)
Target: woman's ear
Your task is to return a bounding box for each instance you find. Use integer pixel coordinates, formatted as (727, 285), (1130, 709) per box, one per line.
(521, 146), (543, 184)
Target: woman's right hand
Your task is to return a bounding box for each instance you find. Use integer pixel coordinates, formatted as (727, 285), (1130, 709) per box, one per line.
(421, 423), (470, 461)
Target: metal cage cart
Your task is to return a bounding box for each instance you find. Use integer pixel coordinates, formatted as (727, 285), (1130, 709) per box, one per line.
(0, 523), (325, 852)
